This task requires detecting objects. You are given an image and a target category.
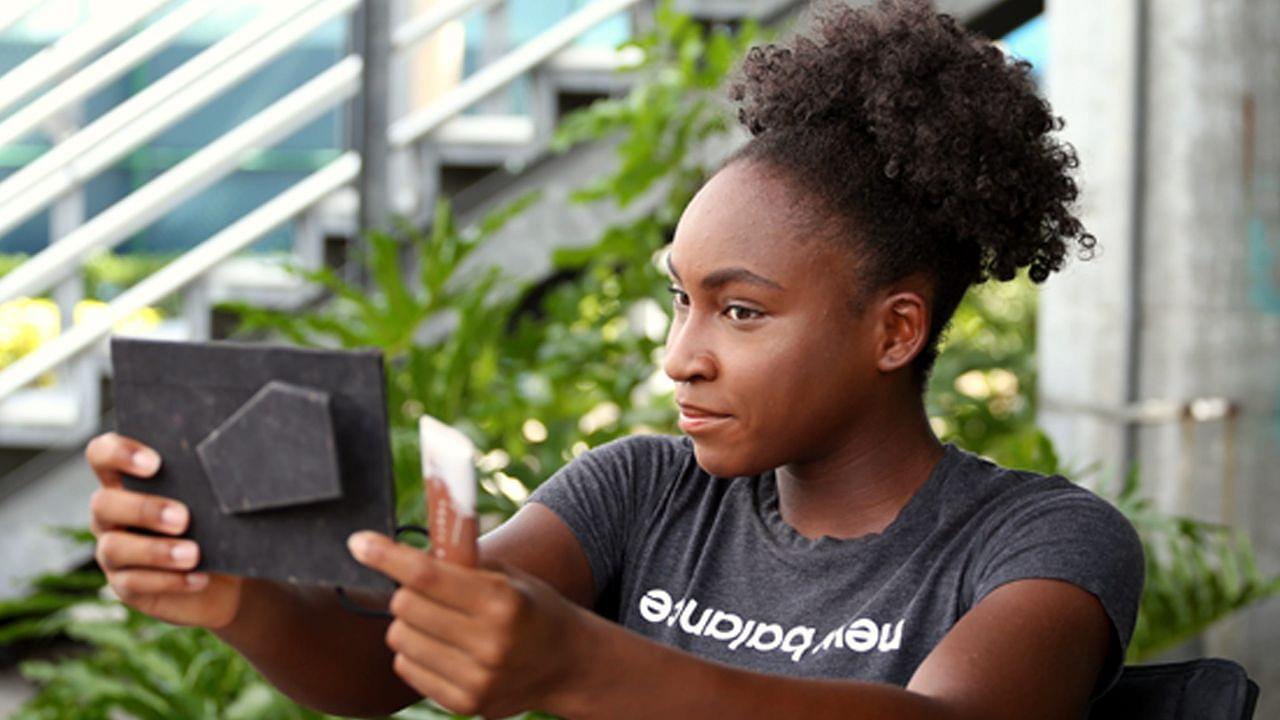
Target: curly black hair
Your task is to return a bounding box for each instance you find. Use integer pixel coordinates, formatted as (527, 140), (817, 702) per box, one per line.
(724, 0), (1094, 382)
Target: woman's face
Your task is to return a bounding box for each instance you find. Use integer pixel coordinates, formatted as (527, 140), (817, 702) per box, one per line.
(663, 161), (886, 477)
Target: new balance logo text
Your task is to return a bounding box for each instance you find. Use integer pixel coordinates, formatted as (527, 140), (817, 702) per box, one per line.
(637, 588), (905, 663)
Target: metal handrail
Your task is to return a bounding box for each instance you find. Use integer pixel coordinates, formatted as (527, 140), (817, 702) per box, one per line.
(0, 0), (222, 149)
(0, 0), (361, 238)
(0, 0), (318, 214)
(0, 153), (362, 404)
(0, 0), (170, 117)
(0, 55), (362, 304)
(0, 0), (644, 410)
(391, 0), (502, 52)
(0, 0), (43, 36)
(389, 0), (645, 148)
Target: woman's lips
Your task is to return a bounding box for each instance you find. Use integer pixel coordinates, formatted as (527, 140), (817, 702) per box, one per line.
(677, 403), (732, 433)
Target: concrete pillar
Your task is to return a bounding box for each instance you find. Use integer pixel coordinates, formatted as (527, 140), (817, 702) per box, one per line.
(1040, 0), (1280, 713)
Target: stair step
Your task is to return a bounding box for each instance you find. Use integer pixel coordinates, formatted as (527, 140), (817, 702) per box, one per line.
(0, 386), (80, 429)
(679, 0), (802, 21)
(0, 381), (95, 448)
(433, 114), (537, 167)
(207, 255), (324, 310)
(313, 186), (360, 239)
(545, 45), (643, 94)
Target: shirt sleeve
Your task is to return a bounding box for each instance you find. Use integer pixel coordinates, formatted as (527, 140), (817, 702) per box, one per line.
(970, 481), (1146, 697)
(527, 434), (677, 599)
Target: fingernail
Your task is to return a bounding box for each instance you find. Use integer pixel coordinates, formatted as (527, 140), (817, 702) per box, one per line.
(348, 532), (370, 560)
(186, 573), (208, 588)
(133, 449), (161, 475)
(161, 504), (187, 530)
(171, 543), (198, 564)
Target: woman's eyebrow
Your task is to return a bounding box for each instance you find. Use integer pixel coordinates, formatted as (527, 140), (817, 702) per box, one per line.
(665, 255), (783, 291)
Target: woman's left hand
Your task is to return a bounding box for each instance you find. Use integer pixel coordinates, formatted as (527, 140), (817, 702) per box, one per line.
(348, 531), (587, 718)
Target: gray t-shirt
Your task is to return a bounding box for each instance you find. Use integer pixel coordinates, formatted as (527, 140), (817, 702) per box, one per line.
(529, 434), (1144, 694)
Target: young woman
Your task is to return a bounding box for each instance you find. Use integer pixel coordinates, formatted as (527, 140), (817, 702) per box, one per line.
(85, 2), (1143, 718)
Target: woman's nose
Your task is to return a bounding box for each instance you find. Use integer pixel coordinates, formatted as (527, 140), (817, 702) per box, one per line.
(663, 315), (717, 383)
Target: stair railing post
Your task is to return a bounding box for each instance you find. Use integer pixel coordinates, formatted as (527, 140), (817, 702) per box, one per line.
(354, 0), (393, 286)
(479, 1), (509, 113)
(46, 98), (99, 442)
(387, 0), (417, 220)
(630, 0), (657, 36)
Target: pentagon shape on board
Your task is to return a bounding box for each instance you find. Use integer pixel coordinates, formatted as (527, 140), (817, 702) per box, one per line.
(196, 380), (342, 515)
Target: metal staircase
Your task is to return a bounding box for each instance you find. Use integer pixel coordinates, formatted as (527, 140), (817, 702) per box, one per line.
(0, 0), (813, 601)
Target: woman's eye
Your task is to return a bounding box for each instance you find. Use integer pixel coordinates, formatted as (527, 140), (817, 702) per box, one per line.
(725, 305), (762, 321)
(667, 286), (690, 308)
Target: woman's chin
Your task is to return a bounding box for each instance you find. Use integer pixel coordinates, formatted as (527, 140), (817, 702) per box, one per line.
(689, 441), (769, 479)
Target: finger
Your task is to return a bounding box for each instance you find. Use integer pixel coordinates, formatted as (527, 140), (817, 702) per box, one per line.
(391, 653), (481, 718)
(109, 568), (209, 601)
(95, 531), (200, 573)
(349, 532), (495, 612)
(388, 586), (484, 651)
(90, 487), (189, 536)
(85, 433), (162, 489)
(385, 618), (487, 688)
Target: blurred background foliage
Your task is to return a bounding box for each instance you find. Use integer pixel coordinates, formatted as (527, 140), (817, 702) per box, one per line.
(0, 252), (173, 381)
(2, 3), (1275, 718)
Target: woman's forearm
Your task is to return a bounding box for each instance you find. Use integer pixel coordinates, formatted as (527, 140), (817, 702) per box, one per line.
(213, 578), (420, 717)
(553, 609), (966, 720)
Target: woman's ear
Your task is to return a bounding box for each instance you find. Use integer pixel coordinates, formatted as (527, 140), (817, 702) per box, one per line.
(875, 290), (930, 373)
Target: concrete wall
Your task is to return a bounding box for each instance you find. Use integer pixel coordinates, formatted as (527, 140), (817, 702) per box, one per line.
(1041, 0), (1280, 714)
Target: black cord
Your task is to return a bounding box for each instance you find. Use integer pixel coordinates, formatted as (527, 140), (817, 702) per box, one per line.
(334, 523), (429, 619)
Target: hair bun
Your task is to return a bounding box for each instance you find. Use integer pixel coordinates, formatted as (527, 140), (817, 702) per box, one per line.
(729, 0), (1095, 289)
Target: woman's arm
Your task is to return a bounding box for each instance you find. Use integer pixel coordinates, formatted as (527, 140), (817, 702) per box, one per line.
(211, 579), (415, 717)
(212, 503), (594, 717)
(351, 526), (1112, 720)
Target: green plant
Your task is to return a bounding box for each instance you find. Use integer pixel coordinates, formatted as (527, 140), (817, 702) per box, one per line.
(1113, 468), (1280, 661)
(0, 569), (104, 649)
(225, 197), (542, 523)
(926, 274), (1062, 475)
(12, 608), (341, 720)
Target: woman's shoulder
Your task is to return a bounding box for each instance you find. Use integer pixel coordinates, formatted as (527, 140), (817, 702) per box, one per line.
(945, 447), (1146, 678)
(942, 446), (1143, 587)
(941, 446), (1134, 531)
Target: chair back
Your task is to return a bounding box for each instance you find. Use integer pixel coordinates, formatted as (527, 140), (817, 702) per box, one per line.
(1088, 658), (1259, 720)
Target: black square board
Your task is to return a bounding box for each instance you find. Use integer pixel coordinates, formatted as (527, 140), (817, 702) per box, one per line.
(110, 336), (397, 592)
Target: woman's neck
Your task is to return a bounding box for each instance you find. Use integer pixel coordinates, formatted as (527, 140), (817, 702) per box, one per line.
(773, 398), (945, 541)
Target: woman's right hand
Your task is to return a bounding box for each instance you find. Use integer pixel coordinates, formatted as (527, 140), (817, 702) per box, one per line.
(86, 432), (245, 629)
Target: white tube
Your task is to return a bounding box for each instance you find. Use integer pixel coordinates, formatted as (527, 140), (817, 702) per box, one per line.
(420, 414), (478, 567)
(419, 415), (477, 515)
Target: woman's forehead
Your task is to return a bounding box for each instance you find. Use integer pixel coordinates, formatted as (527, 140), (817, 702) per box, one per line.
(670, 162), (855, 281)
